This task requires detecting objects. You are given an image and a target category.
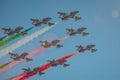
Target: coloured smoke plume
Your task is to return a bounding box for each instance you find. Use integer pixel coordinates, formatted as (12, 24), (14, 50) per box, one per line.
(0, 35), (69, 73)
(0, 24), (56, 58)
(0, 47), (47, 73)
(9, 52), (78, 80)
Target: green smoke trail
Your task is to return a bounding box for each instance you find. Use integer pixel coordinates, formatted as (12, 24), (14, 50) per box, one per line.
(0, 62), (11, 69)
(0, 27), (33, 47)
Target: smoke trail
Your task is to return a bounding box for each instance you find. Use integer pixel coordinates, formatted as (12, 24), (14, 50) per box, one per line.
(0, 47), (47, 73)
(0, 35), (68, 73)
(60, 35), (69, 41)
(0, 62), (11, 69)
(0, 25), (56, 58)
(9, 52), (78, 80)
(9, 74), (24, 80)
(0, 35), (7, 41)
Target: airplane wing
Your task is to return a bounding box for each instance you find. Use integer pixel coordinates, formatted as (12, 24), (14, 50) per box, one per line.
(57, 12), (66, 15)
(48, 22), (54, 26)
(9, 52), (19, 57)
(33, 67), (40, 72)
(43, 17), (51, 22)
(20, 52), (28, 58)
(70, 11), (79, 15)
(63, 64), (70, 67)
(38, 72), (45, 75)
(82, 32), (89, 36)
(66, 28), (74, 32)
(25, 58), (32, 61)
(69, 32), (77, 36)
(77, 27), (87, 32)
(22, 67), (31, 72)
(56, 44), (63, 48)
(61, 16), (69, 20)
(15, 26), (23, 31)
(76, 45), (84, 49)
(1, 28), (5, 30)
(7, 31), (16, 35)
(91, 49), (97, 53)
(31, 18), (42, 25)
(30, 18), (39, 21)
(74, 16), (82, 21)
(90, 45), (96, 47)
(48, 59), (56, 63)
(1, 28), (10, 31)
(75, 46), (80, 48)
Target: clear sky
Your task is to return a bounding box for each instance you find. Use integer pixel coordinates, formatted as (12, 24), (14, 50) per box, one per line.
(0, 0), (120, 80)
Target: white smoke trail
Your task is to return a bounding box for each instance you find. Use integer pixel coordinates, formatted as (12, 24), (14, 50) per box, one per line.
(0, 24), (57, 58)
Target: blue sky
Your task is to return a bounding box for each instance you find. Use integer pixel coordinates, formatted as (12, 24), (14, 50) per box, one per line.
(0, 0), (120, 80)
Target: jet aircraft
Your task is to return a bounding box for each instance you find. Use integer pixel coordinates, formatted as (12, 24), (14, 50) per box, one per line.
(76, 44), (97, 53)
(22, 67), (44, 75)
(48, 59), (69, 67)
(9, 52), (32, 61)
(58, 11), (82, 21)
(30, 17), (54, 26)
(40, 40), (63, 48)
(1, 26), (27, 36)
(66, 27), (89, 36)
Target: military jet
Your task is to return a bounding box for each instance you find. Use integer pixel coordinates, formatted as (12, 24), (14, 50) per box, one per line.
(48, 59), (69, 67)
(76, 45), (86, 52)
(66, 27), (89, 36)
(30, 17), (54, 27)
(22, 67), (44, 75)
(40, 40), (63, 48)
(76, 44), (97, 53)
(1, 26), (27, 36)
(9, 52), (32, 61)
(58, 11), (82, 21)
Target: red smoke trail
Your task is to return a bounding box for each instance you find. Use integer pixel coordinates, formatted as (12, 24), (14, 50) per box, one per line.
(0, 36), (68, 73)
(9, 52), (78, 80)
(60, 35), (69, 41)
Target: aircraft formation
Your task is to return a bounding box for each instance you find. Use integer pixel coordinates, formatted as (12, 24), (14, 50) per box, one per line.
(0, 11), (83, 42)
(21, 59), (69, 76)
(0, 11), (97, 80)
